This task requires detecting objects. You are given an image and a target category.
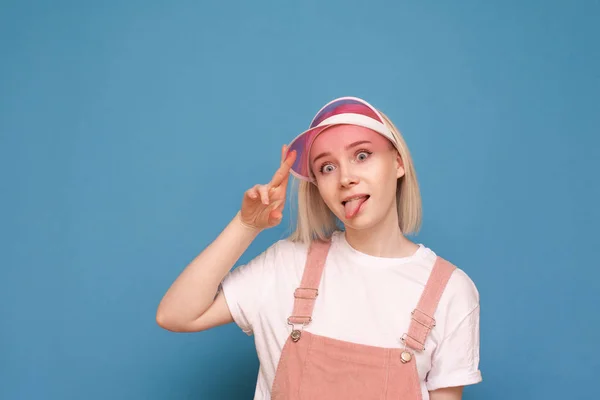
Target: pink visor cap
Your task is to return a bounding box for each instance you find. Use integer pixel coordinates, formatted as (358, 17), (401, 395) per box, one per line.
(285, 96), (398, 182)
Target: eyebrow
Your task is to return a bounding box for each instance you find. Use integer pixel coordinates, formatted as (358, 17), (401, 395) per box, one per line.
(311, 140), (372, 164)
(312, 140), (371, 163)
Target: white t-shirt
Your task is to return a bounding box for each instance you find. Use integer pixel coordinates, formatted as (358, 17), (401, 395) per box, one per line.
(221, 230), (482, 400)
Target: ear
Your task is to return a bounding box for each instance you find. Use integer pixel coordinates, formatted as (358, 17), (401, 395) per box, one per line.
(395, 151), (405, 179)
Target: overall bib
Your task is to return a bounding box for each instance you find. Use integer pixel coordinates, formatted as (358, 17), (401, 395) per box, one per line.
(271, 239), (456, 400)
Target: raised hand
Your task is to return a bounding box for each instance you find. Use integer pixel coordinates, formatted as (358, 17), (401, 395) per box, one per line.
(239, 145), (297, 230)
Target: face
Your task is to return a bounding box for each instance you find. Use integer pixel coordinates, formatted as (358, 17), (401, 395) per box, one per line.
(309, 125), (405, 230)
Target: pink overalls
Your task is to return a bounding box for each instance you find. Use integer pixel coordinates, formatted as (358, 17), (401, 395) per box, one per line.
(271, 239), (456, 399)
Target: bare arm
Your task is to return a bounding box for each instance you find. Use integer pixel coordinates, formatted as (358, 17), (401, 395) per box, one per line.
(429, 386), (464, 400)
(156, 145), (296, 332)
(156, 213), (262, 332)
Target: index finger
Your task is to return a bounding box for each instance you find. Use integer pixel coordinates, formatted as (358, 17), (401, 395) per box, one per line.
(269, 149), (297, 188)
(281, 144), (287, 163)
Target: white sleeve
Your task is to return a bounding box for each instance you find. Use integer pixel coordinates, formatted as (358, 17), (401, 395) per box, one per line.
(220, 241), (281, 336)
(426, 270), (483, 391)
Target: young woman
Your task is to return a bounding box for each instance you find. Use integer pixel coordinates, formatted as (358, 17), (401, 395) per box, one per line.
(157, 97), (482, 400)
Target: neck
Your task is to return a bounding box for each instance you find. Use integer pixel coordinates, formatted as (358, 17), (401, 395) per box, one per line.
(343, 210), (419, 259)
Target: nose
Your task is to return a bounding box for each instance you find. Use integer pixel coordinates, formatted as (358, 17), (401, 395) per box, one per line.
(339, 163), (359, 188)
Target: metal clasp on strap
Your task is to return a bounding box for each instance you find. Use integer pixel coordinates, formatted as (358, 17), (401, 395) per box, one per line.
(401, 333), (426, 351)
(411, 308), (436, 328)
(287, 316), (312, 342)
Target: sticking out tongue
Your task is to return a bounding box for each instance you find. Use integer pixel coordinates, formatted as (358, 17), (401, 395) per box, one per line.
(344, 196), (369, 219)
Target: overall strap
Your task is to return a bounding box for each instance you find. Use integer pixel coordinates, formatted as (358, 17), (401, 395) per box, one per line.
(402, 256), (456, 352)
(287, 239), (332, 326)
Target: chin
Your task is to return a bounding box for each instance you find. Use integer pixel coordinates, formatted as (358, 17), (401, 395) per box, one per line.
(334, 200), (397, 232)
(337, 211), (382, 231)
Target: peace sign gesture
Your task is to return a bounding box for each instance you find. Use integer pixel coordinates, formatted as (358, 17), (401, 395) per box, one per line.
(239, 145), (297, 230)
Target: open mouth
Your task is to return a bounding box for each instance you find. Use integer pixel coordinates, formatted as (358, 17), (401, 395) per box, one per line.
(341, 195), (370, 206)
(341, 195), (370, 219)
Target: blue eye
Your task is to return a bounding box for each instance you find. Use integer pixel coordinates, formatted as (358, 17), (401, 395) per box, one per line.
(356, 150), (372, 161)
(320, 163), (335, 173)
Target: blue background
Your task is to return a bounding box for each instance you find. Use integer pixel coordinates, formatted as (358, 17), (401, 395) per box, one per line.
(1, 1), (598, 399)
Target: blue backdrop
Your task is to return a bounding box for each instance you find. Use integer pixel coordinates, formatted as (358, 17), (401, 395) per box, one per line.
(1, 1), (598, 399)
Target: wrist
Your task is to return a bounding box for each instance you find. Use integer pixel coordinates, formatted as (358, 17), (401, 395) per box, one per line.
(234, 211), (263, 234)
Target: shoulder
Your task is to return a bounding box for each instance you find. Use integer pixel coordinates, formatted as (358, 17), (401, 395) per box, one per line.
(232, 236), (309, 277)
(445, 263), (480, 307)
(419, 245), (480, 306)
(431, 254), (481, 334)
(264, 236), (310, 262)
(416, 246), (480, 326)
(221, 237), (309, 303)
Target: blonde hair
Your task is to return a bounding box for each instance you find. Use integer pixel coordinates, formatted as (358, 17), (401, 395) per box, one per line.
(286, 110), (422, 243)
